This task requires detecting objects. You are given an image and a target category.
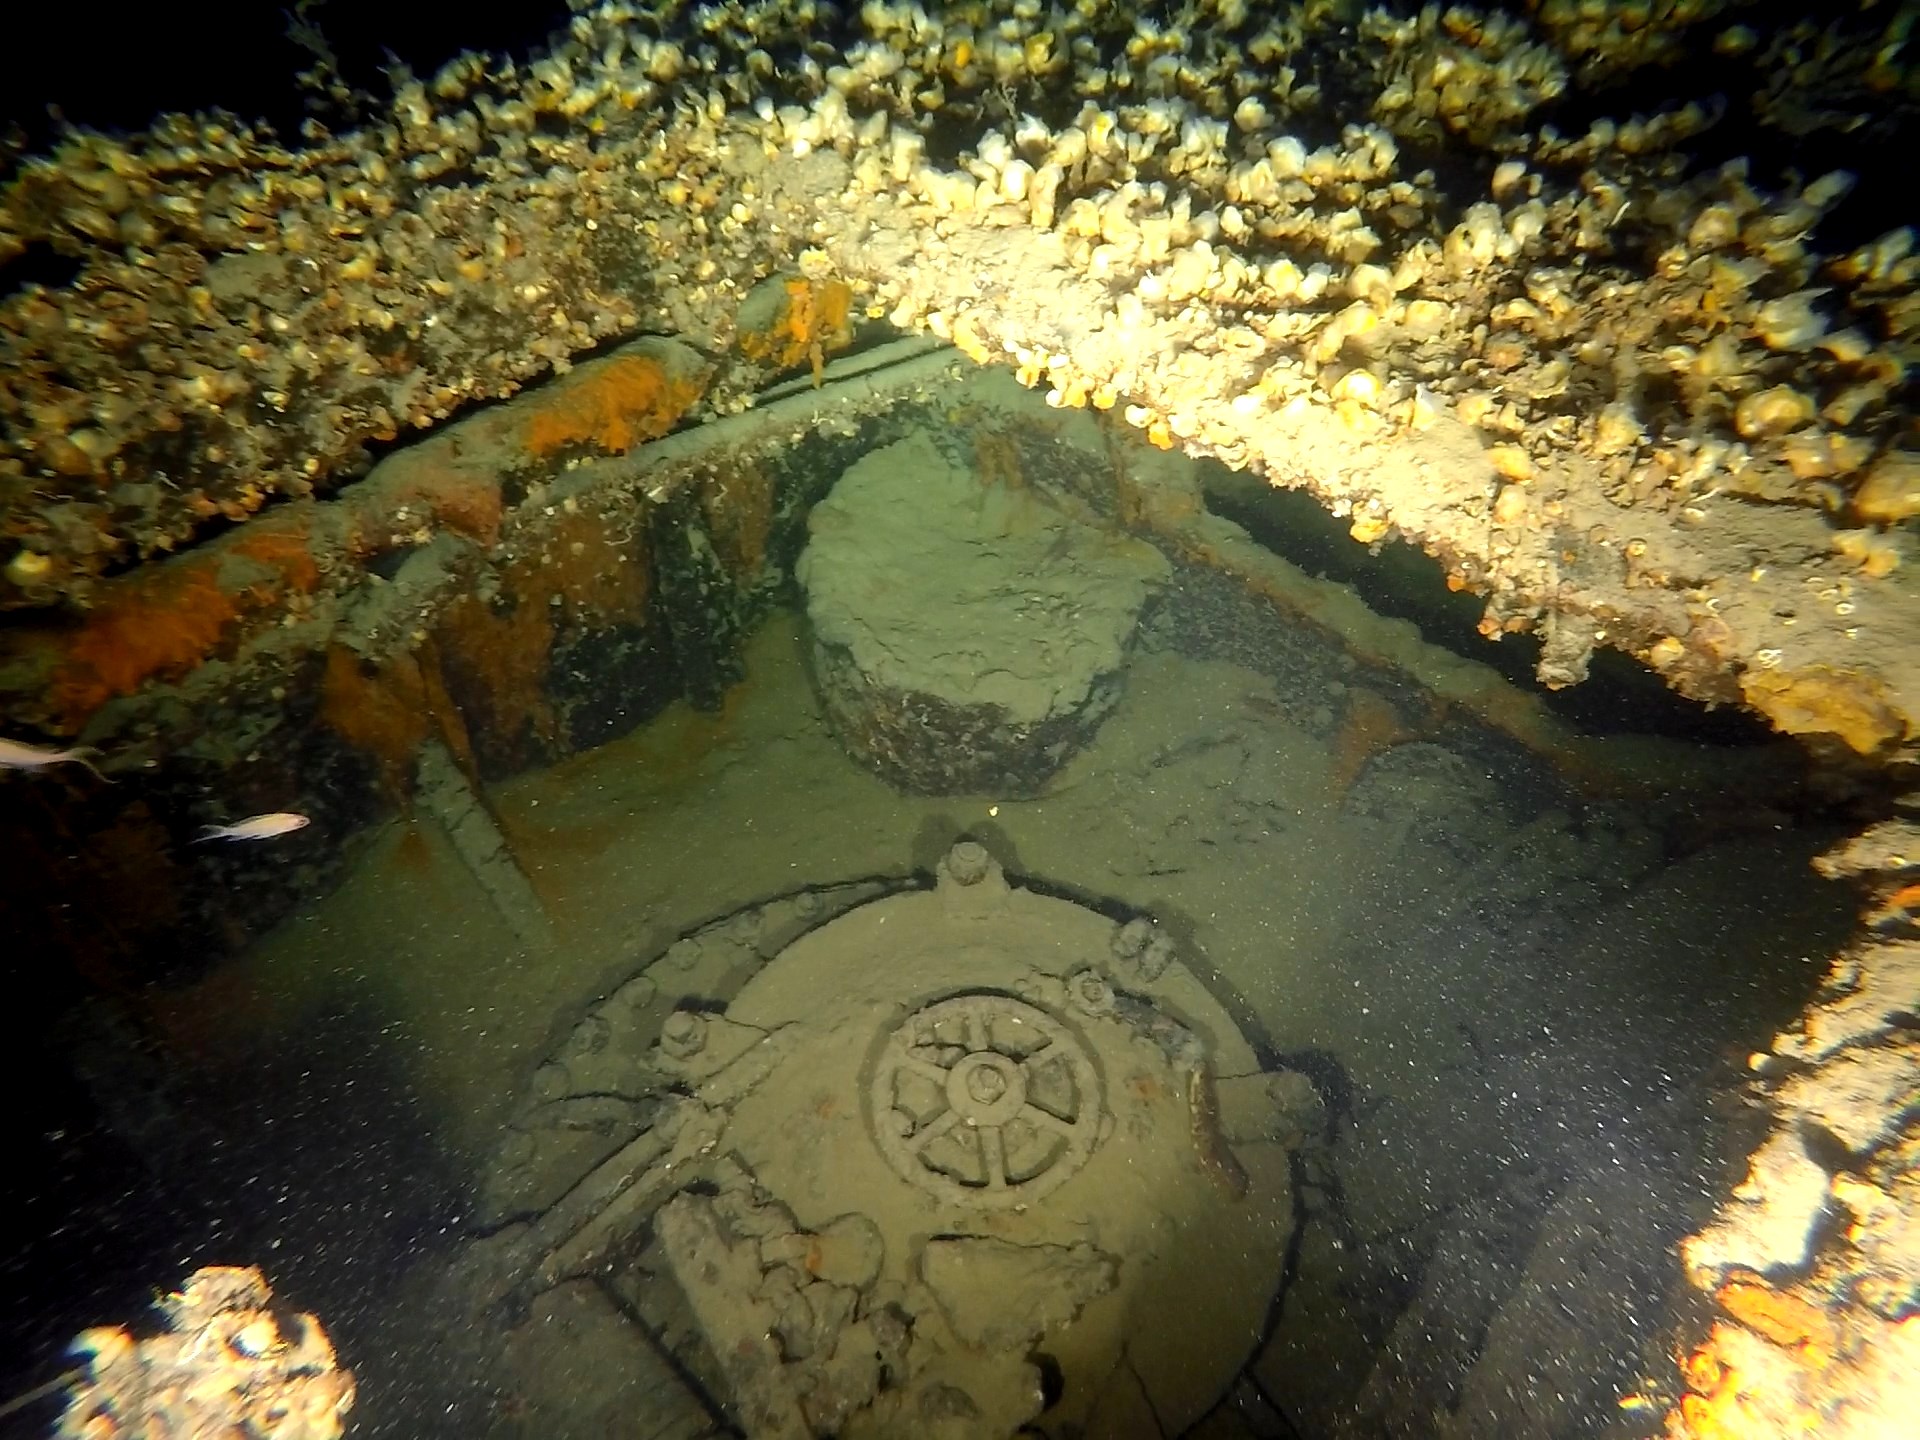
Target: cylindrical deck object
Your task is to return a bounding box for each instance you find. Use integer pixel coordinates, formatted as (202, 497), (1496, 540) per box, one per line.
(797, 432), (1169, 795)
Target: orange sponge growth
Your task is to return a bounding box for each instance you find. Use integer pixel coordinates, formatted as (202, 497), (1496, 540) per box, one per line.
(1667, 1317), (1830, 1440)
(1740, 663), (1907, 756)
(737, 276), (854, 384)
(1714, 1276), (1837, 1361)
(523, 342), (709, 459)
(46, 509), (322, 730)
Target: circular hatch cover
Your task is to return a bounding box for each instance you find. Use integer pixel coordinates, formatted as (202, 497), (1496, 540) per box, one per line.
(473, 842), (1319, 1440)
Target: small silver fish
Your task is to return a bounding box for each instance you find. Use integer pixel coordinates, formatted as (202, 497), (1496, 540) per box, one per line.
(0, 736), (108, 782)
(195, 812), (311, 843)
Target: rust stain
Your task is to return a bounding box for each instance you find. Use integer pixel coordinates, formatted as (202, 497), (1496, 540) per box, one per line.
(700, 460), (776, 579)
(972, 427), (1026, 491)
(1328, 688), (1419, 798)
(319, 641), (476, 799)
(540, 510), (651, 620)
(435, 582), (559, 767)
(355, 446), (505, 548)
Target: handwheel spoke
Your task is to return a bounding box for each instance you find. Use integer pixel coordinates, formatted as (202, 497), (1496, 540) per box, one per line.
(903, 1056), (951, 1088)
(910, 1107), (963, 1152)
(982, 1125), (1009, 1188)
(1020, 1102), (1075, 1136)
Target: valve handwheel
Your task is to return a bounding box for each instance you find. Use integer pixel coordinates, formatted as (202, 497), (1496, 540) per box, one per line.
(868, 992), (1104, 1208)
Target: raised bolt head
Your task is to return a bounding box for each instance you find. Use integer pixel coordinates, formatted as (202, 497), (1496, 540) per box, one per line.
(946, 840), (992, 885)
(1069, 969), (1116, 1016)
(661, 1010), (709, 1058)
(1111, 917), (1155, 959)
(1136, 934), (1177, 982)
